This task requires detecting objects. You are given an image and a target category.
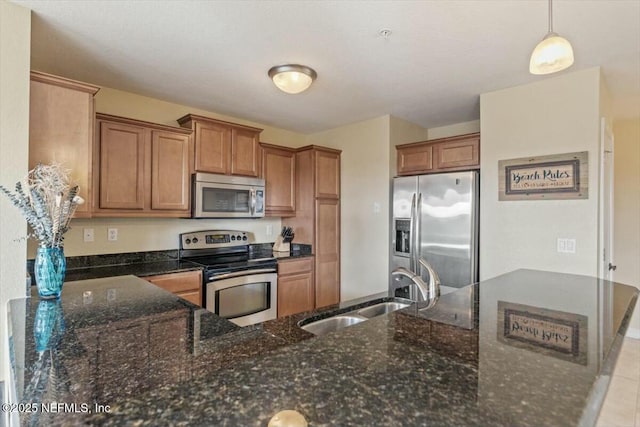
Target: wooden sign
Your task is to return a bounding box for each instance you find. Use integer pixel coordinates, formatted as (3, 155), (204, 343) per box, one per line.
(498, 151), (588, 200)
(497, 301), (588, 365)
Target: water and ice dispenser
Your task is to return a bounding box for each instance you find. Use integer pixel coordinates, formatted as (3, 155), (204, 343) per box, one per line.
(394, 219), (411, 256)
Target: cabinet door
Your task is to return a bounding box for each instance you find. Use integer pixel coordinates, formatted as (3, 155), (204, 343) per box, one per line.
(146, 270), (202, 306)
(29, 74), (98, 217)
(397, 144), (434, 176)
(315, 150), (340, 199)
(99, 121), (146, 210)
(262, 144), (296, 216)
(151, 131), (190, 211)
(231, 128), (260, 177)
(278, 272), (314, 317)
(315, 198), (340, 308)
(434, 137), (480, 170)
(194, 121), (231, 174)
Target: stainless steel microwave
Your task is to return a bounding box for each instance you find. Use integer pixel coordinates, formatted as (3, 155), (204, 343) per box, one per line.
(192, 173), (265, 218)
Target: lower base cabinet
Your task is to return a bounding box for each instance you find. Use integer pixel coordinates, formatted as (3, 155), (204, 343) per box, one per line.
(145, 270), (203, 306)
(277, 257), (314, 317)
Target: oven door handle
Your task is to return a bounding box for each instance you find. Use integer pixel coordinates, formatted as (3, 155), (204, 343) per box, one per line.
(207, 268), (276, 281)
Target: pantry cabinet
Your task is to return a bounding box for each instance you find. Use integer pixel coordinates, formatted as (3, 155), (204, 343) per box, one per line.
(277, 257), (314, 317)
(396, 133), (480, 176)
(260, 143), (296, 217)
(283, 145), (341, 309)
(94, 113), (191, 217)
(29, 71), (100, 218)
(177, 114), (262, 178)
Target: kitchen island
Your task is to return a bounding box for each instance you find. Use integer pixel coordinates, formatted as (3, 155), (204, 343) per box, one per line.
(6, 269), (638, 426)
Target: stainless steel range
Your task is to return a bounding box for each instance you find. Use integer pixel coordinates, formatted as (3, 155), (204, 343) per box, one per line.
(179, 230), (277, 326)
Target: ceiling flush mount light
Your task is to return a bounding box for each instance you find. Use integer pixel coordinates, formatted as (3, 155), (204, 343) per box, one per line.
(268, 64), (317, 94)
(529, 0), (574, 75)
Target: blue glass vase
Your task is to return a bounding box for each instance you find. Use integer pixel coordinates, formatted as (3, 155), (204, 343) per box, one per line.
(34, 247), (66, 299)
(34, 300), (65, 352)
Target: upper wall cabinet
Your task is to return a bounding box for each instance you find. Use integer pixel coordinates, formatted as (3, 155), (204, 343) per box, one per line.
(94, 113), (192, 217)
(177, 114), (262, 177)
(396, 133), (480, 176)
(29, 71), (100, 218)
(260, 143), (296, 217)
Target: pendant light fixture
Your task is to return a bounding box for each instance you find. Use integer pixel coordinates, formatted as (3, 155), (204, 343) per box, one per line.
(529, 0), (574, 75)
(268, 64), (317, 94)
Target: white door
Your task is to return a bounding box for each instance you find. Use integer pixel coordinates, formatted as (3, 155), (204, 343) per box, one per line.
(599, 118), (615, 281)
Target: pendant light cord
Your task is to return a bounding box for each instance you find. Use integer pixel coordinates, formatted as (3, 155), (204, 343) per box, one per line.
(548, 0), (554, 33)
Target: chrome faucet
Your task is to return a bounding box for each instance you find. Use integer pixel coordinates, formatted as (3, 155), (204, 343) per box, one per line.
(391, 258), (440, 309)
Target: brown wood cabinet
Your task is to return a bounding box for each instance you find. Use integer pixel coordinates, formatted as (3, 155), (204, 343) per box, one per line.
(396, 133), (480, 176)
(29, 71), (100, 218)
(145, 270), (203, 306)
(94, 113), (192, 217)
(284, 146), (341, 309)
(260, 143), (296, 217)
(177, 114), (262, 177)
(277, 257), (314, 317)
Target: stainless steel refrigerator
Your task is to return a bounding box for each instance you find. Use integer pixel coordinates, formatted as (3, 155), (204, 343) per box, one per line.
(390, 171), (479, 299)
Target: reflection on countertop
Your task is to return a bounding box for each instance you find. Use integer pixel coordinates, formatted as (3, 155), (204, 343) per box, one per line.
(7, 269), (638, 427)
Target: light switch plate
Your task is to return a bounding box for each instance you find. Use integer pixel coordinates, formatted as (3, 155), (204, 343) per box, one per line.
(557, 238), (576, 253)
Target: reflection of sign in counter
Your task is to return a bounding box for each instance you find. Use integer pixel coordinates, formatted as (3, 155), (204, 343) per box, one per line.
(498, 301), (588, 365)
(498, 152), (588, 200)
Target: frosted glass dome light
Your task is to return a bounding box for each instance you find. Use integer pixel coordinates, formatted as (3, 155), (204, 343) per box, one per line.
(530, 32), (574, 75)
(529, 0), (574, 75)
(268, 64), (317, 94)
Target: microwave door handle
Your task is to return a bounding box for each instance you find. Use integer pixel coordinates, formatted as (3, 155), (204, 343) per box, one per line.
(250, 188), (256, 216)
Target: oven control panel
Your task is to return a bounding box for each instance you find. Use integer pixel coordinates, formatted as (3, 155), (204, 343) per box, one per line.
(180, 230), (248, 249)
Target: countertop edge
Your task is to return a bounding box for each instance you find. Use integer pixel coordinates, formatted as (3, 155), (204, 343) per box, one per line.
(578, 289), (639, 427)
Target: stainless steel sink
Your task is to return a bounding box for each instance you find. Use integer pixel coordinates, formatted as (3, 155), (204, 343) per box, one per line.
(356, 302), (410, 318)
(300, 315), (366, 336)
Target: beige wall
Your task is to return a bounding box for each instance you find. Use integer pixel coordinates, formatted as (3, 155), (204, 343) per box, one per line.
(427, 119), (480, 140)
(479, 68), (603, 280)
(56, 217), (283, 257)
(95, 87), (307, 148)
(0, 0), (30, 384)
(28, 86), (308, 258)
(389, 115), (430, 177)
(307, 116), (391, 301)
(613, 118), (640, 337)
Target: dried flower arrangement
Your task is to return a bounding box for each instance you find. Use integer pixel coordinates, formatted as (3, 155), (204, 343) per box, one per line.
(0, 164), (84, 248)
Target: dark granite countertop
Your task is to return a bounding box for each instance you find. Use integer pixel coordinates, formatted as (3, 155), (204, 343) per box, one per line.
(63, 260), (203, 281)
(7, 269), (638, 427)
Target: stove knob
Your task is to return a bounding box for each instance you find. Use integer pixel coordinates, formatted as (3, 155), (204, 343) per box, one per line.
(192, 237), (199, 244)
(231, 235), (236, 241)
(185, 239), (191, 245)
(242, 235), (248, 241)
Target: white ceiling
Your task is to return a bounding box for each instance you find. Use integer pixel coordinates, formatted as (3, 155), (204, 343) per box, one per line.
(15, 0), (640, 134)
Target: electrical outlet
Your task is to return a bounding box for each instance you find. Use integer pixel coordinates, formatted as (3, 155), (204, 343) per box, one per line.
(373, 202), (381, 214)
(108, 228), (118, 241)
(83, 228), (94, 242)
(266, 224), (273, 237)
(107, 288), (117, 302)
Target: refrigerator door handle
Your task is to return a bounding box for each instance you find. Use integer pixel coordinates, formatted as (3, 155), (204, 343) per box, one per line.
(409, 193), (416, 273)
(415, 193), (422, 275)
